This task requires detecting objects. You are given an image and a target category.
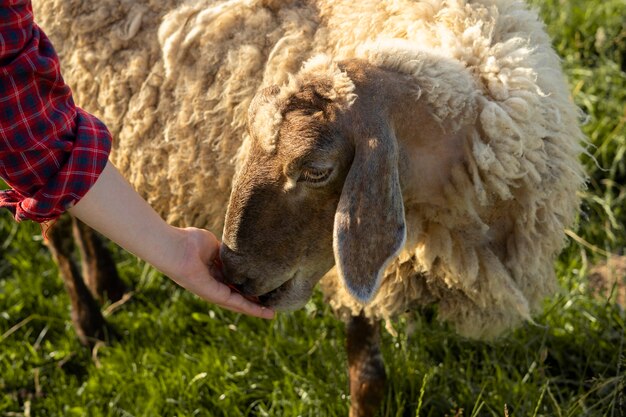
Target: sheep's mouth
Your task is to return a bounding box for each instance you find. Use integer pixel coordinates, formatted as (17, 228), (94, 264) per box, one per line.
(258, 277), (295, 306)
(233, 286), (261, 304)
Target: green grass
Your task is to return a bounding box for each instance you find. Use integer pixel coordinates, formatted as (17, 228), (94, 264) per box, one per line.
(2, 0), (626, 415)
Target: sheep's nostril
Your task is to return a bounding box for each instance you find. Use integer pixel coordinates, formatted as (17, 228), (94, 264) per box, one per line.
(219, 244), (246, 285)
(221, 263), (249, 287)
(218, 244), (261, 300)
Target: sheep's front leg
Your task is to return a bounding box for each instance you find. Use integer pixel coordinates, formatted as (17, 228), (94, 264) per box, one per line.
(347, 314), (386, 417)
(46, 216), (106, 345)
(72, 218), (126, 303)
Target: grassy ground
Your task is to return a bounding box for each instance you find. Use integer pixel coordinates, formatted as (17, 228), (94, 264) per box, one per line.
(1, 0), (625, 415)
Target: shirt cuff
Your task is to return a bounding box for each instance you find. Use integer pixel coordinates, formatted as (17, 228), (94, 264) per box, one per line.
(0, 109), (112, 223)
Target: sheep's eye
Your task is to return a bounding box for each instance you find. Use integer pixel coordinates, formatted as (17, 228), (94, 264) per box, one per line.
(298, 167), (333, 184)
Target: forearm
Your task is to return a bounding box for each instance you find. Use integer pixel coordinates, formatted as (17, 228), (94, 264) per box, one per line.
(67, 161), (185, 278)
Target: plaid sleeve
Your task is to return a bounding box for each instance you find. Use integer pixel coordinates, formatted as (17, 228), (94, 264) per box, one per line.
(0, 0), (112, 223)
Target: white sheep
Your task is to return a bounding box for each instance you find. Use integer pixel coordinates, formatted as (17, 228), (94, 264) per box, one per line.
(34, 0), (586, 415)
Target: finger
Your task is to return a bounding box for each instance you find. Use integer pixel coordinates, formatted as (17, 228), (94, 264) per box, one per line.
(219, 290), (275, 319)
(218, 291), (275, 319)
(217, 302), (274, 319)
(192, 278), (275, 319)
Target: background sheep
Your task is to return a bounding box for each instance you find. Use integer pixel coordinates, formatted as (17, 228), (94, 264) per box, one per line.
(31, 0), (586, 415)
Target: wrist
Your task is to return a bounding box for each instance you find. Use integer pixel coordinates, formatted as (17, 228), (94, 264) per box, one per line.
(151, 226), (190, 280)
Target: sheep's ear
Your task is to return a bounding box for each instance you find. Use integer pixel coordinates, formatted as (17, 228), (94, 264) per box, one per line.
(333, 124), (406, 303)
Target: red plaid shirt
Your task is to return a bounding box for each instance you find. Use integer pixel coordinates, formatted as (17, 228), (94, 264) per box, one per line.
(0, 0), (111, 222)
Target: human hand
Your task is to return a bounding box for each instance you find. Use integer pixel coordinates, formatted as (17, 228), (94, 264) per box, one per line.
(165, 227), (275, 319)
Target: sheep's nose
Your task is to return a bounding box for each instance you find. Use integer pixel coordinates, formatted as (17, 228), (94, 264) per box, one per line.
(219, 243), (250, 288)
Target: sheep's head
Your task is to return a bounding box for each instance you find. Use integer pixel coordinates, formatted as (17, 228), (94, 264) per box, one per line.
(221, 56), (406, 311)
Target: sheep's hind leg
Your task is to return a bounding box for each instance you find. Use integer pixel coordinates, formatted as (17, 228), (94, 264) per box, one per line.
(347, 314), (387, 417)
(46, 216), (107, 346)
(72, 218), (126, 303)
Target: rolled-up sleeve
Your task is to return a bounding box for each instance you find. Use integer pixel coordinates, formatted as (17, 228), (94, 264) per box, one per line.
(0, 0), (111, 223)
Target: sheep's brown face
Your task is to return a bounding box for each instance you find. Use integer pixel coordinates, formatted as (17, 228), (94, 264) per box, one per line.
(221, 58), (407, 311)
(221, 82), (354, 310)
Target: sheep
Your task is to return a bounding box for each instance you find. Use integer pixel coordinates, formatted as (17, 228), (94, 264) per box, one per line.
(33, 0), (586, 415)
